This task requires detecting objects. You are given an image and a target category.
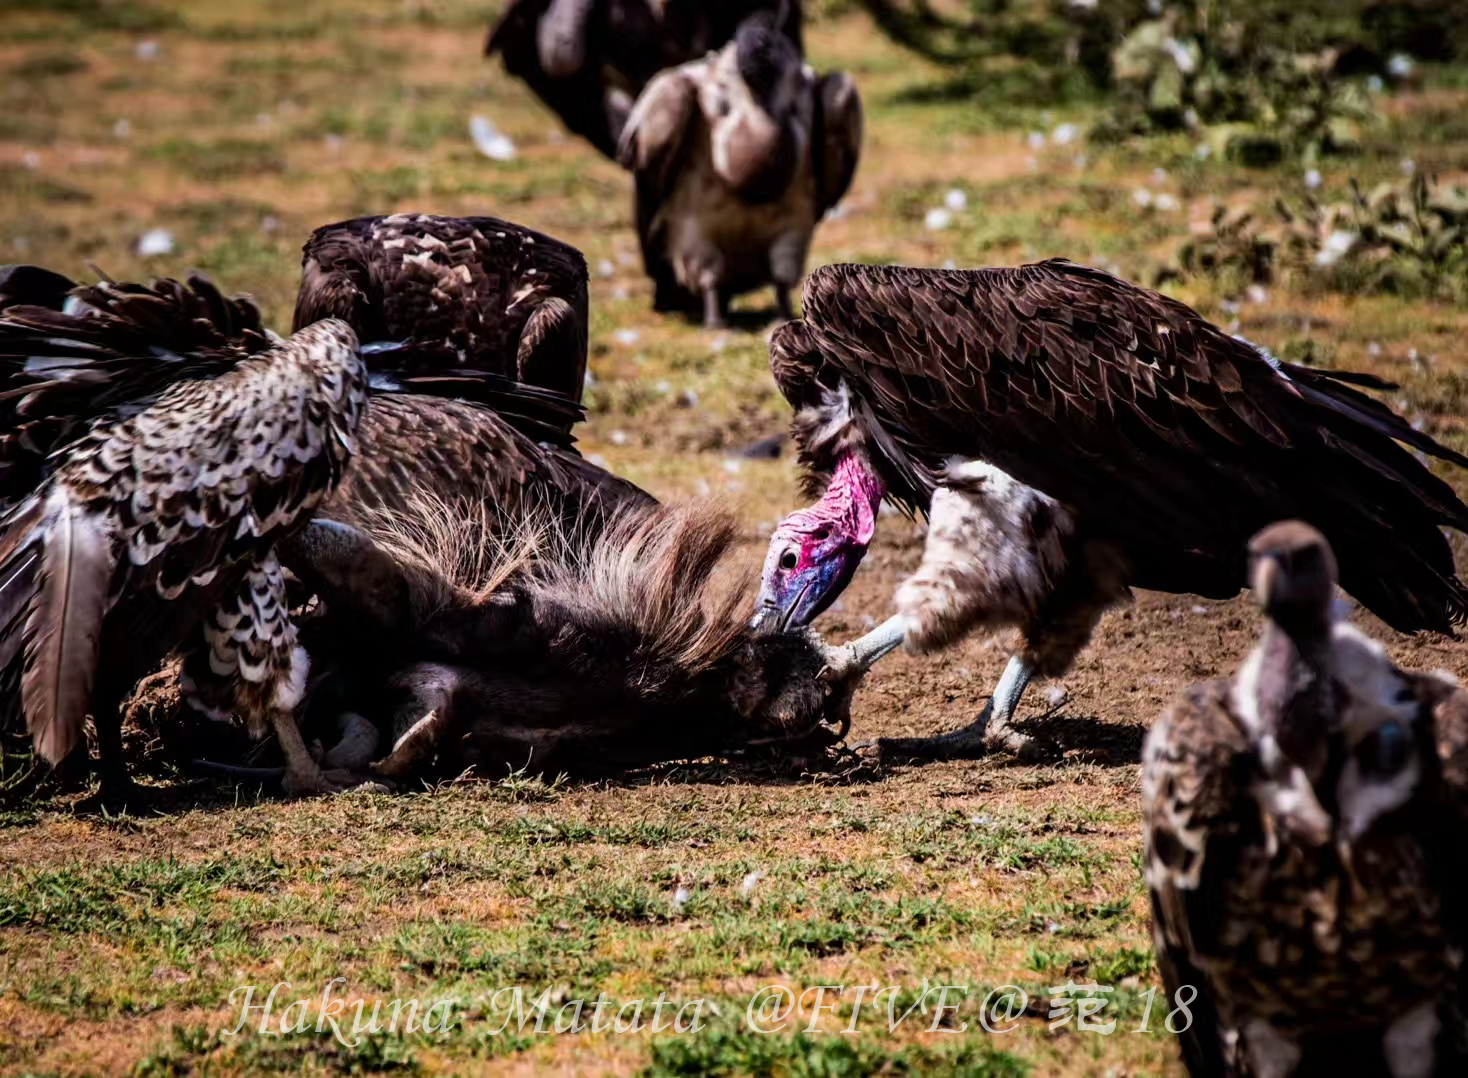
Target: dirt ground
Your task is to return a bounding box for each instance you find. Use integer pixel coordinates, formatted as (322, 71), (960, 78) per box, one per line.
(4, 1), (1468, 1075)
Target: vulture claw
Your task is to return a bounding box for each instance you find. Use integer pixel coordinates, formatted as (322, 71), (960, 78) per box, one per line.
(817, 614), (907, 685)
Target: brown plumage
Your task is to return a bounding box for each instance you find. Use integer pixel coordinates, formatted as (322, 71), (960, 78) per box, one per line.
(0, 270), (367, 801)
(486, 0), (802, 159)
(289, 214), (653, 531)
(1144, 522), (1468, 1077)
(285, 499), (854, 781)
(617, 16), (860, 326)
(757, 259), (1468, 759)
(294, 213), (590, 411)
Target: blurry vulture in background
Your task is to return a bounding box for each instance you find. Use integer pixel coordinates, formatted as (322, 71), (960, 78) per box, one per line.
(486, 0), (802, 159)
(1144, 522), (1468, 1077)
(0, 269), (367, 802)
(755, 259), (1468, 760)
(617, 17), (861, 327)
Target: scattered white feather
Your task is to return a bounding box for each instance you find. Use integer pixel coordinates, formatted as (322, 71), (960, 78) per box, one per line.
(613, 328), (640, 346)
(1194, 143), (1211, 160)
(112, 118), (131, 139)
(596, 259), (615, 278)
(135, 229), (175, 257)
(135, 39), (160, 61)
(1304, 168), (1322, 190)
(469, 115), (516, 161)
(924, 207), (952, 231)
(1026, 131), (1047, 151)
(1367, 342), (1381, 357)
(21, 151), (40, 171)
(1366, 74), (1384, 94)
(1387, 53), (1415, 80)
(1151, 167), (1168, 184)
(1154, 193), (1179, 212)
(740, 871), (764, 895)
(1401, 157), (1416, 176)
(1245, 284), (1269, 305)
(1132, 188), (1154, 208)
(672, 883), (692, 911)
(1045, 685), (1068, 708)
(1052, 122), (1079, 145)
(1314, 229), (1357, 267)
(944, 188), (968, 212)
(609, 429), (629, 446)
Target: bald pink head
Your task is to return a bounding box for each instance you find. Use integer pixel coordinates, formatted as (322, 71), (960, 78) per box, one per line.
(755, 452), (884, 631)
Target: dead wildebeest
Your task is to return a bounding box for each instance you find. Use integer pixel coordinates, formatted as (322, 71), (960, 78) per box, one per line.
(224, 496), (897, 786)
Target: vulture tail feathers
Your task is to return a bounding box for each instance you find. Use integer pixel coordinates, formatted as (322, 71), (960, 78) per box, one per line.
(14, 488), (114, 765)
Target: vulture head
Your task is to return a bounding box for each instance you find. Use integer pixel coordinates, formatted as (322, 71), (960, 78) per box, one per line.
(755, 453), (883, 631)
(1242, 522), (1437, 848)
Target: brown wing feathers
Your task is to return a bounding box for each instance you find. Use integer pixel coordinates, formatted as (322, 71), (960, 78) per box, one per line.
(781, 260), (1468, 632)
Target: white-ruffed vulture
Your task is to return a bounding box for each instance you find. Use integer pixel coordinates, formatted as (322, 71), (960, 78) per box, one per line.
(0, 268), (367, 803)
(486, 0), (802, 159)
(617, 16), (861, 326)
(755, 260), (1468, 759)
(1144, 521), (1468, 1077)
(294, 213), (590, 414)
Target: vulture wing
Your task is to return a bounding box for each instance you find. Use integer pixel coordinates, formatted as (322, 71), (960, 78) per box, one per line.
(485, 0), (626, 158)
(294, 214), (589, 410)
(776, 260), (1468, 632)
(1, 268), (271, 508)
(811, 71), (862, 218)
(1141, 680), (1250, 1078)
(1, 313), (365, 766)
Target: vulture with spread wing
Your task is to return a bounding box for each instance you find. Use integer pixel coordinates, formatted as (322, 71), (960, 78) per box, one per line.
(486, 0), (802, 159)
(0, 269), (367, 803)
(755, 260), (1468, 759)
(294, 213), (590, 413)
(1144, 522), (1468, 1077)
(617, 16), (861, 326)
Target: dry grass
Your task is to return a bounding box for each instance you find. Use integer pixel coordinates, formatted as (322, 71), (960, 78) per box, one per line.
(4, 1), (1468, 1075)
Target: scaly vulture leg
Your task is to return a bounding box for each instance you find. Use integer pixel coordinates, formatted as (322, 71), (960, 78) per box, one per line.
(702, 285), (726, 331)
(866, 655), (1038, 762)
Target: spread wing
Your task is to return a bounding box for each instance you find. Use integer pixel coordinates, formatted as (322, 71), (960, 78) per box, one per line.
(776, 260), (1468, 631)
(1, 317), (366, 766)
(294, 213), (589, 409)
(1142, 680), (1251, 1078)
(1, 269), (271, 508)
(812, 71), (862, 217)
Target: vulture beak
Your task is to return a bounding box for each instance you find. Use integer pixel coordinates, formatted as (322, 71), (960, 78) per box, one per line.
(752, 529), (867, 632)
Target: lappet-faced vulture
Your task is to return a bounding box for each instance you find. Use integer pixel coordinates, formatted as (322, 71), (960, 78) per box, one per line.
(617, 14), (860, 326)
(0, 268), (367, 802)
(1144, 522), (1468, 1077)
(486, 0), (803, 159)
(755, 260), (1468, 759)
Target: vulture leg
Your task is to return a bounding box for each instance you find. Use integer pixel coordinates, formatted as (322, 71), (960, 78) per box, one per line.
(702, 285), (726, 331)
(774, 283), (795, 324)
(865, 655), (1037, 762)
(185, 555), (352, 797)
(93, 684), (141, 809)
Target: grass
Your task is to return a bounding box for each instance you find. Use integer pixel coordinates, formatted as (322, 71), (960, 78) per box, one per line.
(4, 1), (1468, 1075)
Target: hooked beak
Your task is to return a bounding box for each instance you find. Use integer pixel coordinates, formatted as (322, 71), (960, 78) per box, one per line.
(752, 545), (863, 633)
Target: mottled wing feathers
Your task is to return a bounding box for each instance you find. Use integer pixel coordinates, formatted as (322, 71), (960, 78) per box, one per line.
(618, 68), (699, 216)
(782, 260), (1468, 631)
(1142, 680), (1253, 1078)
(294, 214), (588, 419)
(812, 71), (862, 217)
(0, 269), (268, 508)
(0, 318), (367, 765)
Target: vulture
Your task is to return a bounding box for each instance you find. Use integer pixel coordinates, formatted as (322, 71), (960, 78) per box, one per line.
(485, 0), (802, 159)
(617, 16), (861, 327)
(1144, 521), (1468, 1078)
(293, 213), (591, 414)
(270, 497), (891, 783)
(0, 268), (367, 802)
(754, 260), (1468, 759)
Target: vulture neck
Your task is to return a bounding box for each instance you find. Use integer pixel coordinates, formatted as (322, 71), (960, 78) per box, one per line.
(817, 451), (885, 547)
(1249, 613), (1336, 782)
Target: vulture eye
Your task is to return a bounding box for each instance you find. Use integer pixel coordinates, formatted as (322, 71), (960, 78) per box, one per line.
(779, 550), (799, 571)
(1359, 721), (1411, 776)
